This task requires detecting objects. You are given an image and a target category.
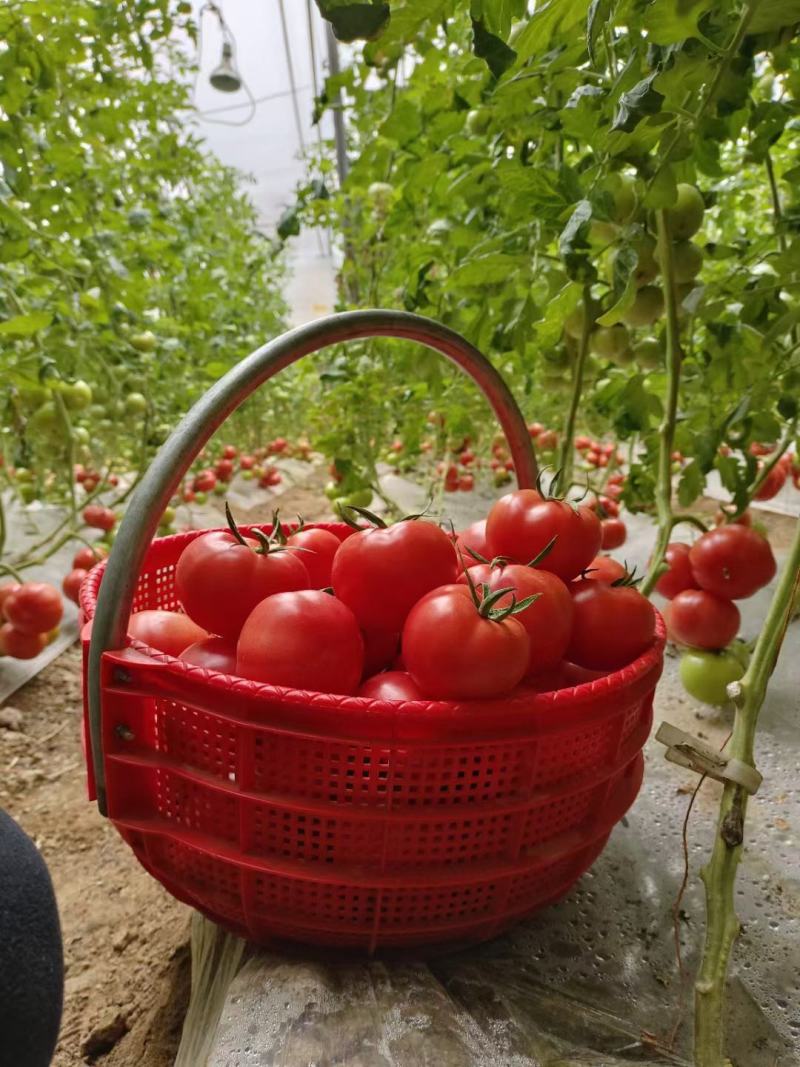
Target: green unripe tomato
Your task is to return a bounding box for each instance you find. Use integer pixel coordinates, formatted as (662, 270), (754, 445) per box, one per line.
(194, 491), (207, 505)
(633, 337), (663, 370)
(14, 467), (33, 484)
(543, 345), (571, 370)
(666, 239), (703, 283)
(161, 506), (176, 525)
(18, 384), (51, 412)
(630, 232), (660, 287)
(72, 425), (91, 444)
(607, 346), (636, 368)
(342, 487), (372, 508)
(125, 392), (148, 415)
(63, 381), (94, 417)
(18, 484), (37, 504)
(564, 299), (600, 340)
(622, 285), (664, 327)
(680, 648), (744, 706)
(591, 324), (631, 360)
(588, 219), (618, 247)
(130, 331), (157, 353)
(324, 480), (341, 500)
(609, 173), (638, 225)
(213, 482), (226, 496)
(465, 109), (490, 135)
(29, 401), (60, 434)
(664, 184), (705, 241)
(241, 469), (254, 481)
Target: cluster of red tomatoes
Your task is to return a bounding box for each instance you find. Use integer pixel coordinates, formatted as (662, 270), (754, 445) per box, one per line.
(655, 519), (777, 705)
(574, 435), (626, 471)
(124, 490), (657, 702)
(179, 442), (293, 505)
(62, 544), (108, 609)
(429, 422), (560, 494)
(74, 466), (119, 494)
(0, 582), (63, 660)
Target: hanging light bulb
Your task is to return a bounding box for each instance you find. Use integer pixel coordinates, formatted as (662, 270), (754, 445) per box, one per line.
(209, 39), (242, 93)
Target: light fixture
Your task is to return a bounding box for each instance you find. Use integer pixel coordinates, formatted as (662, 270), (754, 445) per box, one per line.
(210, 40), (242, 93)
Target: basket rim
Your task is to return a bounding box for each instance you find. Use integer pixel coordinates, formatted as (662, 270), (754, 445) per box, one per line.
(82, 522), (665, 720)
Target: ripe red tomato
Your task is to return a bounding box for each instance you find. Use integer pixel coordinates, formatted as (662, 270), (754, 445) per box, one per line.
(2, 583), (63, 635)
(82, 504), (116, 531)
(73, 544), (108, 571)
(0, 623), (47, 659)
(601, 518), (627, 549)
(527, 422), (543, 438)
(361, 628), (400, 676)
(537, 429), (558, 450)
(0, 582), (21, 614)
(754, 462), (787, 501)
(444, 464), (459, 492)
(239, 454), (255, 470)
(237, 590), (363, 694)
(182, 487), (196, 504)
(666, 589), (740, 650)
(459, 562), (573, 675)
(596, 495), (620, 518)
(605, 482), (623, 499)
(269, 437), (288, 454)
(458, 473), (475, 492)
(586, 451), (600, 468)
(193, 469), (217, 493)
(454, 519), (489, 568)
(128, 610), (208, 656)
(215, 458), (234, 482)
(331, 519), (457, 632)
(567, 580), (656, 670)
(486, 491), (601, 581)
(583, 555), (626, 583)
(654, 542), (698, 599)
(688, 526), (776, 600)
(358, 671), (425, 700)
(222, 445), (238, 460)
(179, 636), (237, 672)
(62, 568), (88, 605)
(749, 441), (774, 457)
(176, 528), (308, 640)
(403, 584), (530, 699)
(459, 449), (475, 467)
(287, 526), (340, 588)
(575, 435), (591, 451)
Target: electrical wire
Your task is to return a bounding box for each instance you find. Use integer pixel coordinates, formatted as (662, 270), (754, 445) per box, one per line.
(193, 1), (257, 127)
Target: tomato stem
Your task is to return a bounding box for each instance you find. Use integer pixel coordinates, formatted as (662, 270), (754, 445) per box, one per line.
(694, 516), (800, 1066)
(225, 501), (247, 545)
(556, 283), (595, 495)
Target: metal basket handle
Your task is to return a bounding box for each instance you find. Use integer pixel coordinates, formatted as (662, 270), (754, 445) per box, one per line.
(87, 309), (538, 812)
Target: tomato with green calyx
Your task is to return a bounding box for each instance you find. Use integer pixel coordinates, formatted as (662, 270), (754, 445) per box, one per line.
(3, 583), (63, 635)
(582, 554), (626, 584)
(654, 542), (698, 599)
(358, 670), (425, 700)
(680, 648), (743, 706)
(688, 526), (776, 600)
(486, 489), (601, 582)
(591, 324), (630, 360)
(459, 561), (574, 676)
(567, 578), (656, 671)
(403, 583), (531, 700)
(0, 623), (47, 659)
(175, 505), (309, 640)
(666, 589), (740, 650)
(130, 331), (157, 352)
(287, 525), (340, 588)
(237, 590), (364, 694)
(128, 609), (208, 656)
(664, 184), (705, 240)
(125, 392), (147, 416)
(633, 337), (663, 370)
(332, 510), (457, 632)
(62, 568), (88, 605)
(179, 636), (237, 673)
(622, 286), (664, 327)
(600, 518), (626, 549)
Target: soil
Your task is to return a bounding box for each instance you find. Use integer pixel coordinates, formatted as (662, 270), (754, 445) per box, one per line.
(0, 475), (335, 1067)
(0, 486), (795, 1066)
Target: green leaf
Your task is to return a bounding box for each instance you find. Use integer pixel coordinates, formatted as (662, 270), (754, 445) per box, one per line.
(677, 458), (704, 507)
(611, 73), (664, 133)
(597, 243), (638, 326)
(512, 0), (590, 64)
(0, 311), (52, 336)
(381, 98), (423, 143)
(471, 18), (516, 78)
(586, 0), (612, 65)
(643, 0), (714, 45)
(644, 164), (677, 209)
(447, 252), (530, 288)
(314, 1), (390, 41)
(559, 200), (597, 283)
(277, 206), (301, 240)
(749, 0), (800, 33)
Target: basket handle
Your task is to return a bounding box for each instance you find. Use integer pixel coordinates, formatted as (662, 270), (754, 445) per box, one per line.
(87, 309), (538, 812)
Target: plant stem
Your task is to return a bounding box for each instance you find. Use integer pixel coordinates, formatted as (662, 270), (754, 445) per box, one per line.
(556, 285), (594, 495)
(765, 149), (798, 348)
(641, 211), (683, 597)
(695, 516), (800, 1065)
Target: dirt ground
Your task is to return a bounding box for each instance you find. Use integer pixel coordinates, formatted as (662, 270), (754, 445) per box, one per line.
(0, 487), (795, 1066)
(0, 477), (334, 1067)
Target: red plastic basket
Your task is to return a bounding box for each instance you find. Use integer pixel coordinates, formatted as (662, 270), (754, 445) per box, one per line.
(81, 310), (665, 951)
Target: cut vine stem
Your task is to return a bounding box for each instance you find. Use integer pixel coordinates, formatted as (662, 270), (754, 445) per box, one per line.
(556, 282), (594, 495)
(694, 515), (800, 1066)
